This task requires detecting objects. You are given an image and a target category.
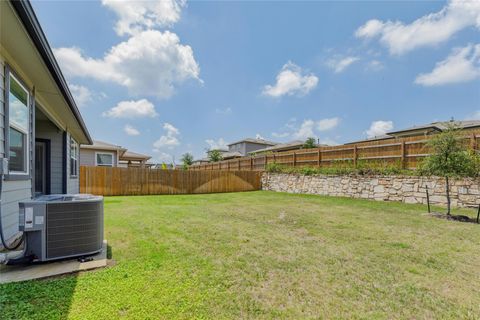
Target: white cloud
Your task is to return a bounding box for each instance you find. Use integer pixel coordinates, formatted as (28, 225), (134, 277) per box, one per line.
(465, 110), (480, 120)
(326, 56), (360, 73)
(271, 132), (290, 138)
(262, 62), (318, 98)
(54, 30), (200, 99)
(317, 117), (340, 131)
(415, 43), (480, 86)
(155, 152), (174, 163)
(215, 107), (232, 115)
(365, 120), (394, 138)
(103, 99), (158, 118)
(365, 60), (385, 72)
(124, 124), (140, 136)
(102, 0), (186, 36)
(69, 84), (92, 107)
(255, 134), (266, 140)
(272, 117), (340, 140)
(205, 138), (228, 150)
(355, 0), (480, 55)
(153, 123), (180, 150)
(293, 119), (316, 140)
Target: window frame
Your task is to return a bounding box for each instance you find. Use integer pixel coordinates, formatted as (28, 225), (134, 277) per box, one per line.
(7, 72), (30, 176)
(95, 152), (115, 167)
(70, 137), (79, 177)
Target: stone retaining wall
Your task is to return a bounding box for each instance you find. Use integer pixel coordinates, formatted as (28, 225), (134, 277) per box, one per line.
(261, 173), (480, 208)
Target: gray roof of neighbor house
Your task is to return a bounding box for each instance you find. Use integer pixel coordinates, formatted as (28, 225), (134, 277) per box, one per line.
(343, 134), (394, 145)
(120, 151), (152, 161)
(80, 140), (127, 156)
(250, 140), (331, 154)
(249, 140), (305, 154)
(200, 151), (243, 162)
(9, 0), (92, 144)
(387, 120), (480, 136)
(344, 120), (480, 145)
(227, 138), (278, 146)
(219, 151), (243, 159)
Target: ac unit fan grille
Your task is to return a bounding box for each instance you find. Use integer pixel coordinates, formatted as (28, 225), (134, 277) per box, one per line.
(46, 202), (103, 259)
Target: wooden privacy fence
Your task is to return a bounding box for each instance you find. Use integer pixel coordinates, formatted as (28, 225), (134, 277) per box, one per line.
(191, 132), (480, 171)
(80, 166), (262, 196)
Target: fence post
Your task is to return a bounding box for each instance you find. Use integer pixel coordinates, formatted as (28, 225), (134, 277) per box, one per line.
(250, 157), (254, 170)
(470, 133), (477, 151)
(317, 148), (321, 167)
(264, 155), (267, 170)
(238, 159), (240, 171)
(353, 146), (358, 168)
(293, 152), (296, 167)
(401, 141), (406, 169)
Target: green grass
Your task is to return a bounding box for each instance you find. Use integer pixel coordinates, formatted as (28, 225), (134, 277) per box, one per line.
(1, 191), (480, 319)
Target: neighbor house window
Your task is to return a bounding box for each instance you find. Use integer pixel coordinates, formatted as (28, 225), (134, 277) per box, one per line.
(70, 138), (79, 176)
(8, 74), (29, 174)
(95, 152), (114, 167)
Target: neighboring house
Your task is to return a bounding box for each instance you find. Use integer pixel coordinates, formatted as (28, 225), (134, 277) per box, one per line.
(0, 0), (92, 245)
(227, 138), (278, 156)
(191, 159), (209, 166)
(249, 140), (327, 155)
(195, 149), (243, 164)
(118, 151), (152, 168)
(387, 120), (480, 138)
(80, 140), (126, 167)
(80, 140), (152, 168)
(345, 120), (480, 146)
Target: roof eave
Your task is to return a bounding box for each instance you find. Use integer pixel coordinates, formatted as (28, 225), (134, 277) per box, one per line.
(10, 0), (93, 145)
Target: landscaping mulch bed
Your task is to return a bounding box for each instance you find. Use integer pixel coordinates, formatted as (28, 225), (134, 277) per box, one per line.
(430, 212), (479, 224)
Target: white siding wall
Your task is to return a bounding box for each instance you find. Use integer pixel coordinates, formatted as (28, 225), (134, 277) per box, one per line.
(0, 55), (33, 242)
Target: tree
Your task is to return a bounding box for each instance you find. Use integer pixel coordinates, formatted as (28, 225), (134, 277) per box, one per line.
(181, 153), (194, 169)
(304, 137), (317, 149)
(420, 123), (479, 215)
(208, 149), (223, 162)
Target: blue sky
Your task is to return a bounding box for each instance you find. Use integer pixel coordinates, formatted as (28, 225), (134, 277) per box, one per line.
(31, 0), (480, 163)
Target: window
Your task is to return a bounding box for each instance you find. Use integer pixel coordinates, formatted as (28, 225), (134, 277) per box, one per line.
(96, 152), (114, 167)
(70, 138), (79, 176)
(8, 74), (29, 174)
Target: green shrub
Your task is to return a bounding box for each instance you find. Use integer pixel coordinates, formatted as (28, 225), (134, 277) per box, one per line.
(266, 159), (415, 176)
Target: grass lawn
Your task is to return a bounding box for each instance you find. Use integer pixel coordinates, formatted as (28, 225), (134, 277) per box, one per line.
(1, 191), (480, 319)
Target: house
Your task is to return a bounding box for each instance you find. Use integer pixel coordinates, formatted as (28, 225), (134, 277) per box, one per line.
(0, 0), (93, 247)
(80, 140), (152, 168)
(192, 149), (242, 165)
(227, 138), (278, 156)
(387, 120), (480, 138)
(249, 140), (329, 155)
(118, 151), (152, 168)
(80, 140), (126, 167)
(344, 120), (480, 145)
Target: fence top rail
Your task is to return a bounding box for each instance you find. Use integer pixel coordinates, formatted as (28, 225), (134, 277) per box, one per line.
(188, 132), (478, 171)
(356, 142), (402, 150)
